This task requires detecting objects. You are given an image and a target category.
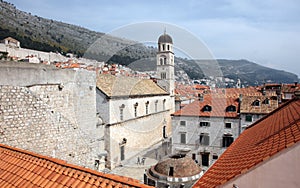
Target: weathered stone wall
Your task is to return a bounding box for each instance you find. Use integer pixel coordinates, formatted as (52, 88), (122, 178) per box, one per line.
(0, 61), (104, 169)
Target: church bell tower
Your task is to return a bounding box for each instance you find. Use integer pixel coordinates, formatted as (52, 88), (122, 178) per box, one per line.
(156, 31), (175, 97)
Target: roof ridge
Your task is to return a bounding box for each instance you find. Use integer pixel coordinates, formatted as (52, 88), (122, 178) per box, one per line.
(0, 143), (151, 187)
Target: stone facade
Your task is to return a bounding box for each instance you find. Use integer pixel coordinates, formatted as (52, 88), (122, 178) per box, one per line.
(96, 86), (172, 169)
(0, 61), (104, 170)
(171, 115), (240, 169)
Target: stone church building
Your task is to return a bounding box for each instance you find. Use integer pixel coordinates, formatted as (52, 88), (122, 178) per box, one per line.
(96, 32), (176, 169)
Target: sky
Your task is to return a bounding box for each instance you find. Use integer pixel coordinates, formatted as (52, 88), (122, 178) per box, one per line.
(5, 0), (300, 78)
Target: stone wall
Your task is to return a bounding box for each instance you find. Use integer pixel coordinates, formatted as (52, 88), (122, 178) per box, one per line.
(0, 61), (104, 169)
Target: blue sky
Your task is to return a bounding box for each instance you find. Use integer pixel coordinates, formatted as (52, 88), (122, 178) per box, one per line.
(5, 0), (300, 78)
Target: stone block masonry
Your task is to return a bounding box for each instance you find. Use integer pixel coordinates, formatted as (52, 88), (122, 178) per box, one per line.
(0, 61), (104, 169)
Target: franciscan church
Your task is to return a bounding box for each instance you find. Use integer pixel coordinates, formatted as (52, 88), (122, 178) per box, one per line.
(96, 32), (175, 169)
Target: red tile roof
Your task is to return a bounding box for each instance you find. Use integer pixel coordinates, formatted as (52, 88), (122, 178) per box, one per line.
(0, 144), (152, 188)
(193, 97), (300, 188)
(172, 94), (239, 118)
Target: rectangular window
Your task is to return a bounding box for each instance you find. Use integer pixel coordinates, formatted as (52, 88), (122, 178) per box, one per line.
(222, 136), (234, 147)
(134, 106), (137, 117)
(163, 99), (166, 110)
(145, 104), (149, 115)
(245, 115), (252, 122)
(200, 122), (210, 127)
(200, 134), (209, 146)
(225, 122), (231, 128)
(120, 108), (124, 121)
(120, 145), (125, 161)
(180, 121), (186, 126)
(212, 155), (218, 160)
(201, 153), (209, 166)
(180, 133), (186, 144)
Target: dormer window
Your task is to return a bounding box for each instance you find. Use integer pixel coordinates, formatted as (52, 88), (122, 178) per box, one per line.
(226, 105), (236, 112)
(252, 100), (260, 106)
(263, 98), (270, 105)
(202, 105), (212, 112)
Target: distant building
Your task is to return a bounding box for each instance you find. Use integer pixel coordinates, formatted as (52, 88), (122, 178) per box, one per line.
(2, 37), (20, 48)
(194, 92), (300, 188)
(144, 152), (202, 187)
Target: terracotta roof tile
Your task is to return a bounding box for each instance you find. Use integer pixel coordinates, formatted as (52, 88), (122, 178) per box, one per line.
(0, 144), (153, 188)
(194, 97), (300, 188)
(173, 94), (239, 118)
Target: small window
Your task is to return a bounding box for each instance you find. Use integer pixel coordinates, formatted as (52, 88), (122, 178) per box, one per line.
(161, 72), (166, 79)
(167, 45), (170, 51)
(134, 103), (138, 117)
(180, 121), (186, 126)
(202, 105), (212, 112)
(212, 155), (218, 160)
(245, 115), (252, 122)
(164, 57), (167, 65)
(200, 133), (209, 146)
(163, 99), (166, 110)
(201, 153), (209, 166)
(120, 108), (124, 120)
(120, 104), (125, 121)
(160, 58), (163, 65)
(263, 98), (270, 105)
(226, 105), (236, 112)
(180, 132), (186, 144)
(222, 136), (234, 147)
(145, 101), (149, 115)
(253, 100), (260, 106)
(162, 44), (165, 51)
(169, 166), (174, 176)
(225, 122), (232, 128)
(200, 122), (210, 127)
(163, 126), (167, 138)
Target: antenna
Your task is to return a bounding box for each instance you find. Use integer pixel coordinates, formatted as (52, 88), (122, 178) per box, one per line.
(164, 27), (167, 34)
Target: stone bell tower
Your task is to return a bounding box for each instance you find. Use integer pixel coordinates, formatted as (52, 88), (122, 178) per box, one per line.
(156, 31), (175, 97)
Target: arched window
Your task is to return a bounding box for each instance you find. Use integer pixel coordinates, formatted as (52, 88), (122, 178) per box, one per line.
(160, 58), (163, 65)
(226, 105), (236, 112)
(202, 105), (212, 112)
(252, 100), (260, 106)
(164, 57), (167, 65)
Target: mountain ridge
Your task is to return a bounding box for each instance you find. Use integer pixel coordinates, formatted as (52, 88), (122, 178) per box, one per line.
(0, 0), (298, 86)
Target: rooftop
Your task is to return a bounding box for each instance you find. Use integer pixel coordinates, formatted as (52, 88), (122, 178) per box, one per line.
(172, 94), (239, 118)
(0, 143), (152, 188)
(193, 97), (300, 188)
(96, 74), (168, 98)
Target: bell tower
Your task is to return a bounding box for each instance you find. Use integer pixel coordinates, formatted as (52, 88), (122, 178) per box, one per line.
(156, 31), (175, 97)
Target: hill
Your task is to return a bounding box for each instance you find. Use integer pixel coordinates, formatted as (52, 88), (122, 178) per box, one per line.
(0, 0), (298, 86)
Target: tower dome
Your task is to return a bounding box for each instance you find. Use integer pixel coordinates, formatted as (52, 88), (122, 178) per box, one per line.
(158, 33), (173, 44)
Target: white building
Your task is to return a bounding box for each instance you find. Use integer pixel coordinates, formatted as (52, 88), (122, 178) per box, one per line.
(172, 94), (240, 169)
(96, 32), (175, 169)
